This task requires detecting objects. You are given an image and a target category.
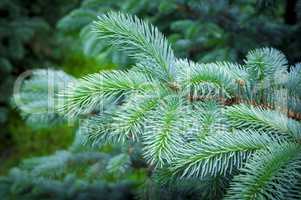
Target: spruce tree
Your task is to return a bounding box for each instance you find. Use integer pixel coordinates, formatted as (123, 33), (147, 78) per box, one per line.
(8, 11), (301, 199)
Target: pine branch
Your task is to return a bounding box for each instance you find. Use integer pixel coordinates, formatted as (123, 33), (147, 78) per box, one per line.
(57, 70), (157, 118)
(110, 94), (161, 142)
(76, 112), (116, 147)
(245, 47), (288, 83)
(226, 143), (301, 200)
(186, 101), (228, 142)
(225, 104), (301, 139)
(170, 130), (277, 178)
(92, 12), (176, 81)
(287, 63), (301, 98)
(142, 96), (188, 168)
(176, 59), (247, 99)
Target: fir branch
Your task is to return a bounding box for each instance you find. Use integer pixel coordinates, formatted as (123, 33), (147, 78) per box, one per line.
(57, 70), (157, 118)
(245, 47), (288, 83)
(92, 12), (176, 81)
(170, 130), (277, 178)
(142, 96), (188, 168)
(110, 94), (161, 142)
(226, 143), (301, 200)
(176, 59), (247, 99)
(225, 104), (301, 139)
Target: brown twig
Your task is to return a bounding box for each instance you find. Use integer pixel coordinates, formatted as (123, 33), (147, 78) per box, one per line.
(187, 95), (301, 121)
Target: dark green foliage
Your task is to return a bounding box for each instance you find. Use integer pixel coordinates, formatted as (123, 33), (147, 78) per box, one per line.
(59, 0), (301, 63)
(0, 113), (73, 175)
(0, 163), (136, 200)
(0, 170), (134, 200)
(0, 142), (147, 199)
(0, 0), (79, 173)
(0, 0), (75, 108)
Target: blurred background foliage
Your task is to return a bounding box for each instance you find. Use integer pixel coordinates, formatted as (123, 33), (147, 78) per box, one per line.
(0, 0), (300, 199)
